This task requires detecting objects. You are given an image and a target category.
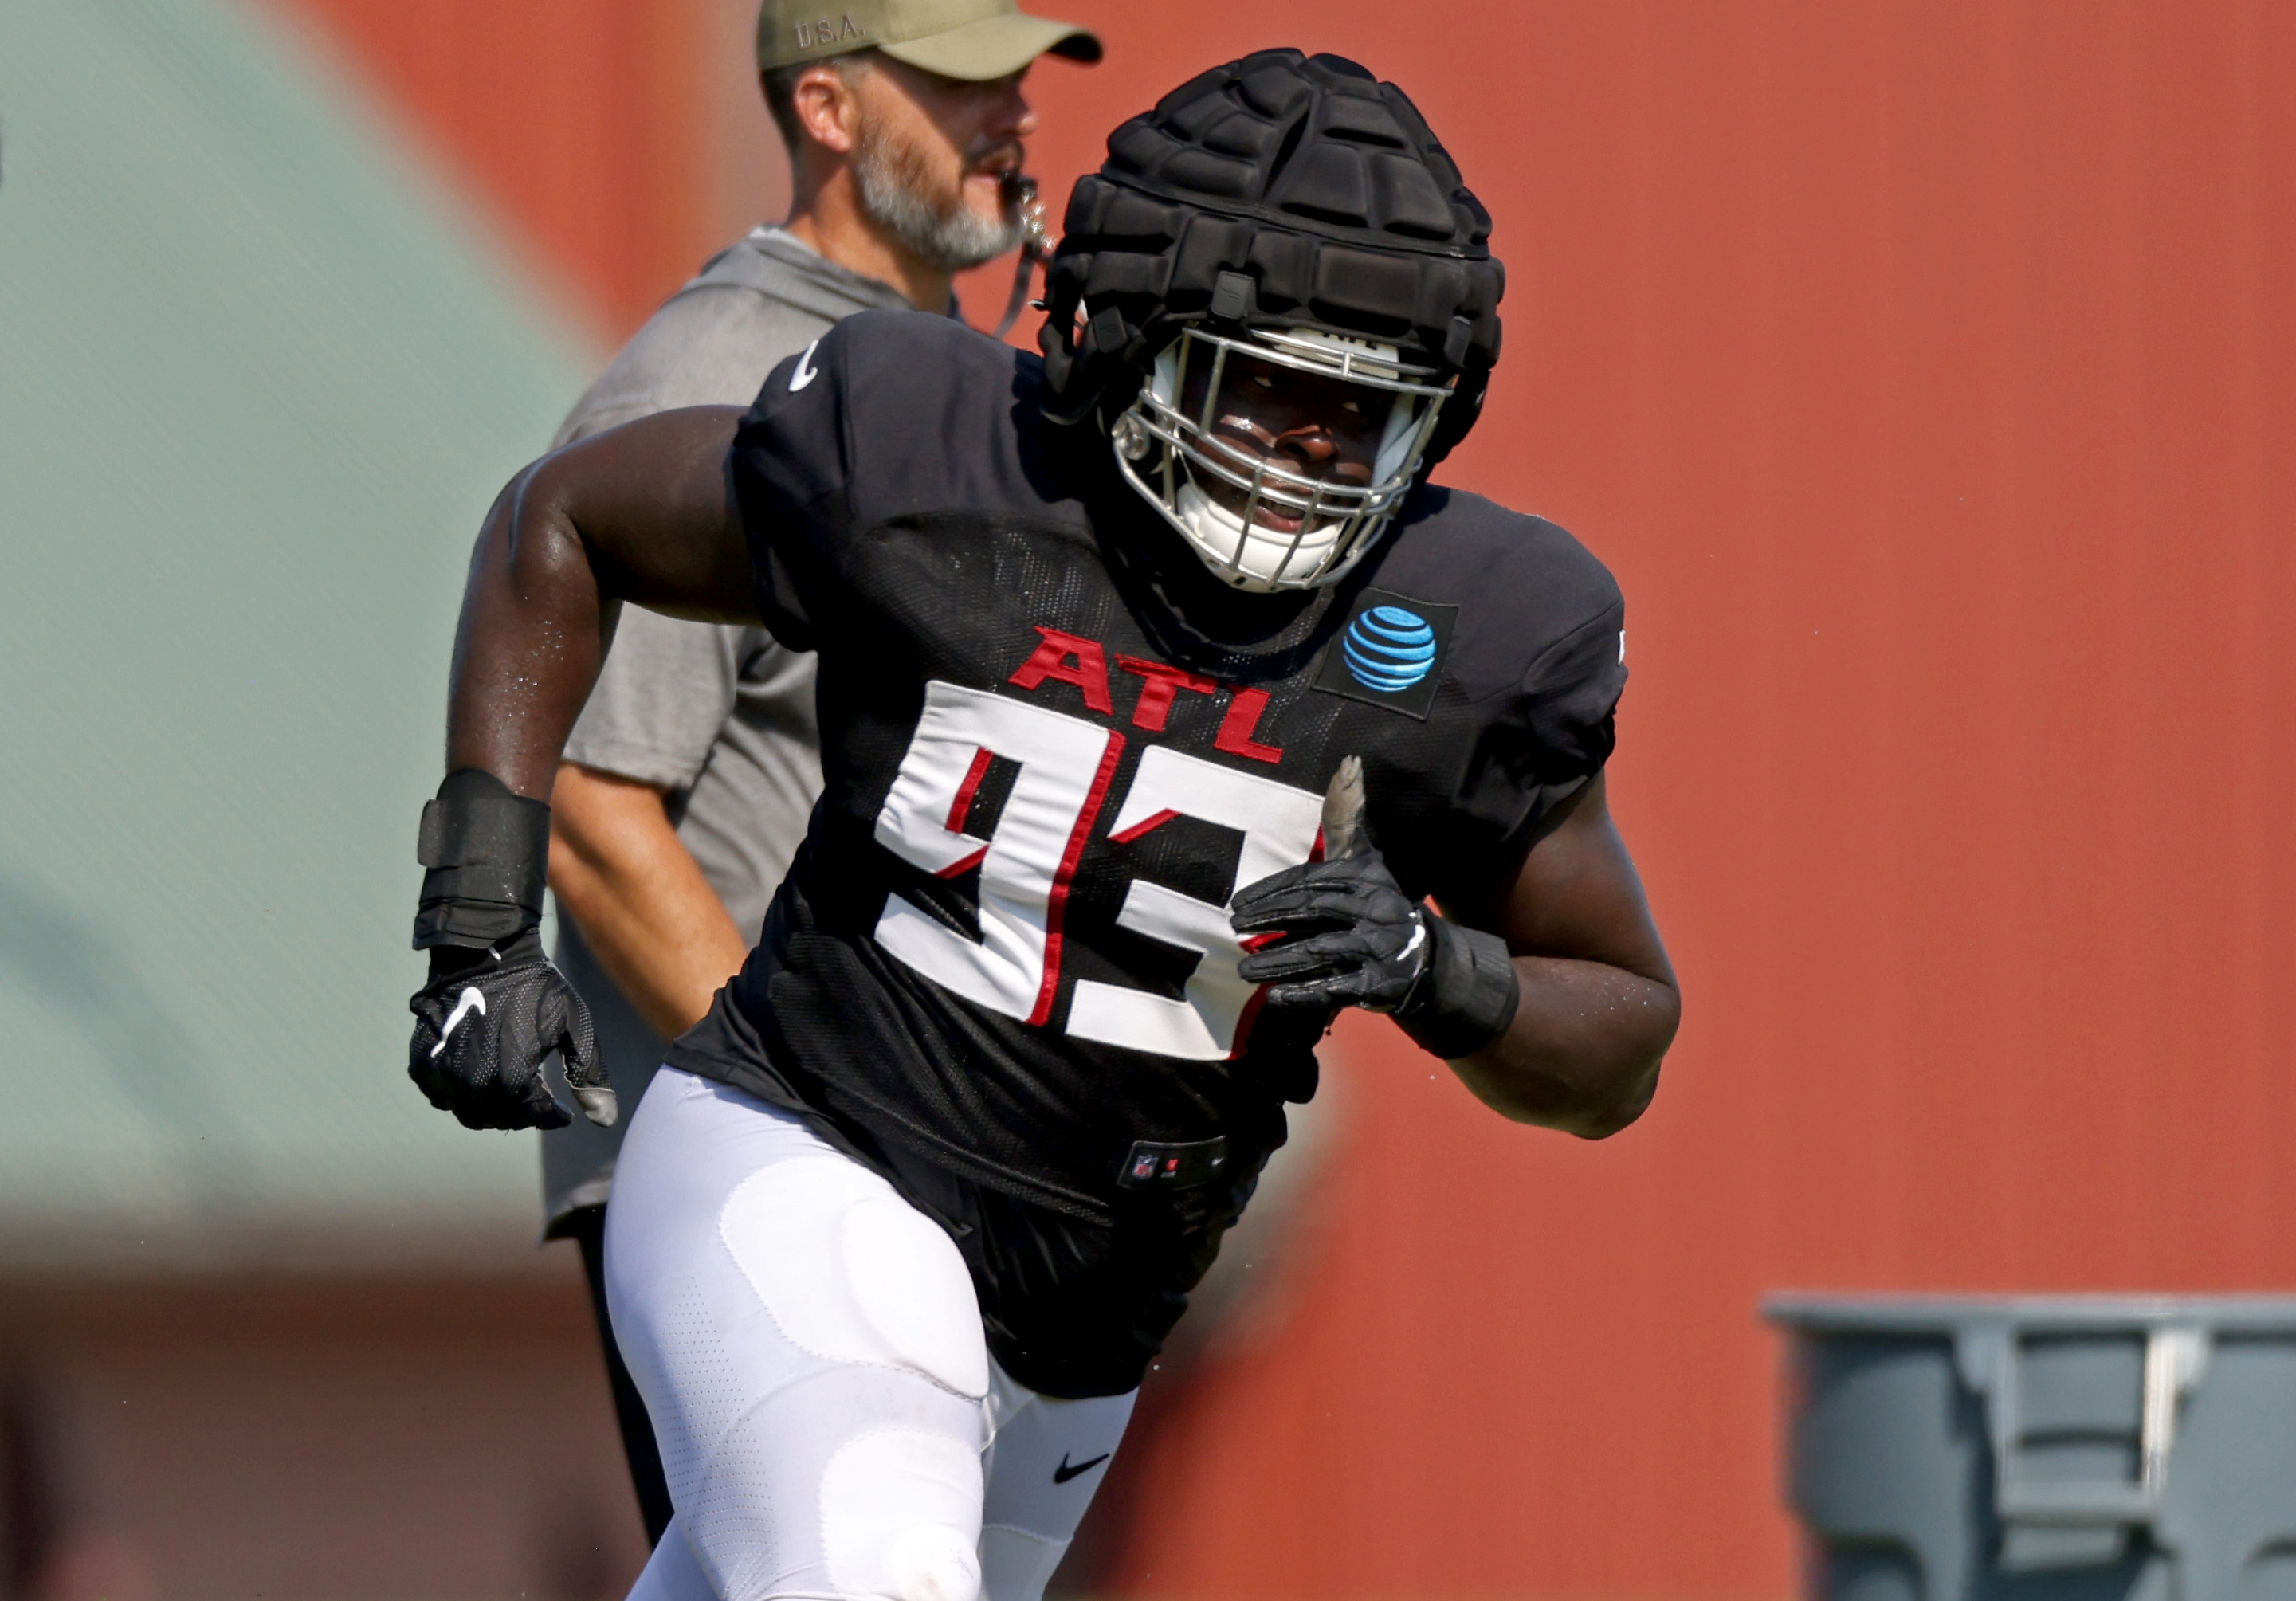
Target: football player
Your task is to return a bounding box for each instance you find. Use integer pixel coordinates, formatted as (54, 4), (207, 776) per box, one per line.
(407, 49), (1678, 1601)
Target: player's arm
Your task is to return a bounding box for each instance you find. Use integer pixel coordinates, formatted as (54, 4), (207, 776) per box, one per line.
(445, 406), (757, 801)
(547, 763), (751, 1040)
(406, 406), (755, 1132)
(1233, 769), (1677, 1141)
(1431, 772), (1677, 1137)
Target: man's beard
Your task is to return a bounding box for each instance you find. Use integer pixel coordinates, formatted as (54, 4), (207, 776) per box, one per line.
(850, 118), (1022, 274)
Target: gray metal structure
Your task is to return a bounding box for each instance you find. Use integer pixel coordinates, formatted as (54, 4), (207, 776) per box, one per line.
(1768, 1294), (2296, 1601)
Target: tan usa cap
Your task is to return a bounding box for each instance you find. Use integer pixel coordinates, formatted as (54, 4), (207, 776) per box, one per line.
(757, 0), (1100, 82)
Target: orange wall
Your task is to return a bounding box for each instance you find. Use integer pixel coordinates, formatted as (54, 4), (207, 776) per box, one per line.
(255, 1), (2296, 1593)
(257, 0), (731, 341)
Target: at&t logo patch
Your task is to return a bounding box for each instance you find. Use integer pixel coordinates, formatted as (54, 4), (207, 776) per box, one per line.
(1313, 588), (1456, 719)
(1344, 606), (1438, 690)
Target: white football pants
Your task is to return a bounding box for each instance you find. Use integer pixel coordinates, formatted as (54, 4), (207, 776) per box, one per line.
(604, 1068), (1137, 1601)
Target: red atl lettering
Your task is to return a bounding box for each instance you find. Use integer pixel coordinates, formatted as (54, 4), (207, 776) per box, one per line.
(1116, 655), (1219, 733)
(1008, 626), (1113, 714)
(1214, 687), (1285, 764)
(1014, 630), (1283, 764)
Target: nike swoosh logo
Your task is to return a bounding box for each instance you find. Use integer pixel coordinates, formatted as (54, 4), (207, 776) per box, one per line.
(1398, 918), (1427, 961)
(788, 338), (822, 392)
(1052, 1451), (1109, 1485)
(430, 986), (486, 1058)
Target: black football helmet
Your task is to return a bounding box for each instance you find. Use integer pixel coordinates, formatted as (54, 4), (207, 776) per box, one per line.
(1040, 50), (1504, 591)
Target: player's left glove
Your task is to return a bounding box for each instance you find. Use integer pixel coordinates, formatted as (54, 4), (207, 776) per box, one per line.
(1230, 850), (1431, 1012)
(1231, 853), (1521, 1059)
(1230, 757), (1521, 1061)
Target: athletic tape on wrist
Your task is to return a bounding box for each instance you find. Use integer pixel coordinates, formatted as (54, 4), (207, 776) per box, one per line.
(1395, 913), (1520, 1061)
(412, 769), (550, 949)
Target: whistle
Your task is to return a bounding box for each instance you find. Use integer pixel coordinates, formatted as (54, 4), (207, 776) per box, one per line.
(994, 173), (1052, 338)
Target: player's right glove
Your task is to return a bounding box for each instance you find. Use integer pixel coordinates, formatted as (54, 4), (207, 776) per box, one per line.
(405, 769), (616, 1132)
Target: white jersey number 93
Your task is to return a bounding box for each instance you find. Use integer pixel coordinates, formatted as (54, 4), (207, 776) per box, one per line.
(871, 681), (1322, 1060)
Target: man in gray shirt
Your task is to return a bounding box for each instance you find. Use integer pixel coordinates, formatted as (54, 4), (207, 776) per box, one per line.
(540, 0), (1098, 1543)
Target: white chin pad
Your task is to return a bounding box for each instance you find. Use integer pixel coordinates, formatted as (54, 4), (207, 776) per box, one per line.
(822, 1429), (985, 1601)
(719, 1157), (990, 1399)
(1175, 481), (1341, 591)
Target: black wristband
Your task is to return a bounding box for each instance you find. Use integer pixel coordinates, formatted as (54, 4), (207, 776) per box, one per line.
(413, 769), (551, 950)
(1393, 913), (1520, 1060)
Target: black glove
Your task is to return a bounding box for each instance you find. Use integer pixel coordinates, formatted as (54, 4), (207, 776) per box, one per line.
(408, 930), (614, 1131)
(406, 770), (616, 1131)
(1231, 756), (1521, 1061)
(1231, 850), (1431, 1014)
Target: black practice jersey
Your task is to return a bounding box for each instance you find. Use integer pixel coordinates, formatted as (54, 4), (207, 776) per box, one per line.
(666, 310), (1626, 1393)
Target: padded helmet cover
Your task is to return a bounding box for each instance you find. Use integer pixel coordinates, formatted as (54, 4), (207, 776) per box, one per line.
(1039, 49), (1504, 471)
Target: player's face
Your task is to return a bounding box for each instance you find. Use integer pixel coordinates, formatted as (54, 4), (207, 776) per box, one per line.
(1176, 350), (1388, 534)
(853, 57), (1037, 251)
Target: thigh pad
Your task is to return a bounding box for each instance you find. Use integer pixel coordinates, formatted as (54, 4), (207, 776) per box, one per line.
(720, 1155), (991, 1399)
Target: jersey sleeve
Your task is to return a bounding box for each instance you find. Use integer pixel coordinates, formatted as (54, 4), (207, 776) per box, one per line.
(1454, 591), (1626, 858)
(726, 320), (862, 652)
(727, 309), (1037, 656)
(1383, 496), (1630, 897)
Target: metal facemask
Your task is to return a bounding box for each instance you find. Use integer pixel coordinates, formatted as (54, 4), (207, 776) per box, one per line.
(1108, 324), (1454, 592)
